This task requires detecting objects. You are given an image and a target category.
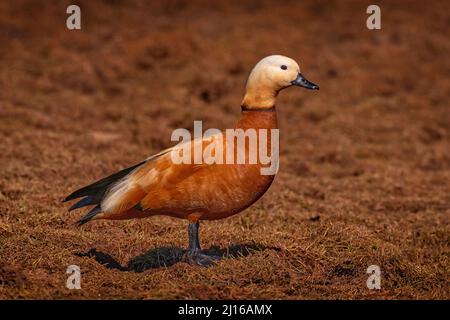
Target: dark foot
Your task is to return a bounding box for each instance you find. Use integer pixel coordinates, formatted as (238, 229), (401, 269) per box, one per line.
(185, 221), (221, 267)
(185, 250), (221, 267)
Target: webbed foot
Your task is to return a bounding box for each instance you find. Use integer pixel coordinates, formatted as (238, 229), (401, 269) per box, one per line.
(186, 250), (221, 267)
(184, 221), (221, 267)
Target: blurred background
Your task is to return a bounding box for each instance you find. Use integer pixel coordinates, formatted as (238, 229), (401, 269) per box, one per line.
(0, 0), (449, 299)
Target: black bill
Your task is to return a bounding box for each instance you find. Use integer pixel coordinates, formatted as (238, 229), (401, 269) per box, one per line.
(291, 73), (319, 90)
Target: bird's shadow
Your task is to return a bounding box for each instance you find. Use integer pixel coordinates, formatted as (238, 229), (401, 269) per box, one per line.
(75, 243), (280, 272)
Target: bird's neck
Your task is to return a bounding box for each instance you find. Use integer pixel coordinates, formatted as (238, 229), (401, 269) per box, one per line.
(236, 106), (278, 130)
(241, 85), (278, 110)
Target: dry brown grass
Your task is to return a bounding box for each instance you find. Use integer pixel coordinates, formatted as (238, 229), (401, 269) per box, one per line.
(0, 0), (449, 299)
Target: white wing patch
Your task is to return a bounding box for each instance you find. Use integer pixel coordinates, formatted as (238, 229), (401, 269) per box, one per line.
(101, 173), (137, 213)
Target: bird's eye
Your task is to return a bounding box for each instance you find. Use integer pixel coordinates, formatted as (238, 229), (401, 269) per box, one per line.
(281, 65), (287, 70)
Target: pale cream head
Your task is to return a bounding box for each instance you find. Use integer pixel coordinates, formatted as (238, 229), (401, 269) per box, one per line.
(241, 55), (318, 110)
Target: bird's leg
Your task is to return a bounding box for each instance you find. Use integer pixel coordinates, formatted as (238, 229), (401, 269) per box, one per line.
(186, 221), (221, 267)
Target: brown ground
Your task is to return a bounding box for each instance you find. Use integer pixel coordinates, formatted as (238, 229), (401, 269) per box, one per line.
(0, 0), (449, 299)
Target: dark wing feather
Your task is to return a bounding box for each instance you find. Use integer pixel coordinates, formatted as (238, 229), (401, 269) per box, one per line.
(65, 149), (171, 225)
(68, 196), (98, 211)
(76, 205), (102, 226)
(63, 161), (146, 203)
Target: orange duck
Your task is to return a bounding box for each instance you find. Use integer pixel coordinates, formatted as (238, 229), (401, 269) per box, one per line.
(64, 55), (319, 266)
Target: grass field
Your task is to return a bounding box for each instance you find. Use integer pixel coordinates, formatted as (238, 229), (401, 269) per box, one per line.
(0, 0), (449, 299)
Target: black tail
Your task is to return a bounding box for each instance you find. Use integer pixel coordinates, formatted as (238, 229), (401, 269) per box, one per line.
(76, 205), (102, 226)
(64, 161), (146, 225)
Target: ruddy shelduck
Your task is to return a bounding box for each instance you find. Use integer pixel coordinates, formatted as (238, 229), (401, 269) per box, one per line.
(65, 55), (319, 266)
